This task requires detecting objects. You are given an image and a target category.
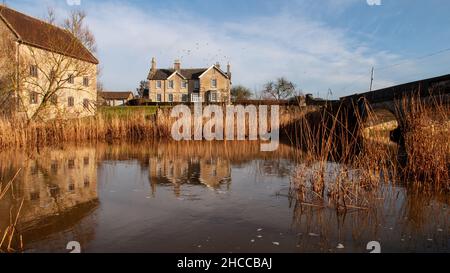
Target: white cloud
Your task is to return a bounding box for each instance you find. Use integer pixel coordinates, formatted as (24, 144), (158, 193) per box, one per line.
(9, 0), (432, 98)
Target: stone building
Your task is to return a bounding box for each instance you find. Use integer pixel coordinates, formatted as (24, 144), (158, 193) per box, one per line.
(99, 91), (134, 106)
(0, 6), (98, 119)
(146, 58), (231, 104)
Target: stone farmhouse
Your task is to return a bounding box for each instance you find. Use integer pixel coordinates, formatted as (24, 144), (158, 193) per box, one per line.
(146, 58), (232, 104)
(0, 5), (98, 120)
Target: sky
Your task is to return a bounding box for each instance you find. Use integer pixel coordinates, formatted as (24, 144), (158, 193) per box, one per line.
(6, 0), (450, 98)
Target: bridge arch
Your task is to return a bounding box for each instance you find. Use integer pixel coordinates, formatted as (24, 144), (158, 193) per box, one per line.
(362, 103), (399, 143)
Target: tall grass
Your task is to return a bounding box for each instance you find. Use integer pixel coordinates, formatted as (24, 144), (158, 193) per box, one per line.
(0, 107), (175, 148)
(287, 94), (449, 211)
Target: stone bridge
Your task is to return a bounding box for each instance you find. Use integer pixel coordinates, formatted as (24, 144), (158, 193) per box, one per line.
(339, 74), (450, 144)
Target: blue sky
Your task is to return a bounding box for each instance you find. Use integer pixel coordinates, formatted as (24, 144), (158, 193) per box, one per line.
(7, 0), (450, 98)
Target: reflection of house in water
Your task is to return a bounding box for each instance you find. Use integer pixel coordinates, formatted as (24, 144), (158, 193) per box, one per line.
(149, 156), (231, 196)
(0, 147), (99, 248)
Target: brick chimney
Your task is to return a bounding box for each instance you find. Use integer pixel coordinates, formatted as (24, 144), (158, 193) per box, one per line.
(227, 62), (231, 79)
(174, 59), (181, 72)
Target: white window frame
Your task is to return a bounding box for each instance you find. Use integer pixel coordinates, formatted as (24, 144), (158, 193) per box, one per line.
(156, 80), (162, 89)
(168, 94), (174, 102)
(211, 79), (217, 89)
(181, 80), (187, 89)
(156, 94), (162, 102)
(191, 93), (200, 103)
(209, 91), (218, 102)
(168, 80), (174, 89)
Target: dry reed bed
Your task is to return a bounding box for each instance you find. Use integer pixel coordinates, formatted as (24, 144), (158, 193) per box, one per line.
(0, 109), (174, 149)
(287, 96), (449, 211)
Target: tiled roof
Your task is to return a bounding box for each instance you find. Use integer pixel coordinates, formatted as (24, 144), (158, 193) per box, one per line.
(99, 91), (134, 100)
(0, 5), (99, 64)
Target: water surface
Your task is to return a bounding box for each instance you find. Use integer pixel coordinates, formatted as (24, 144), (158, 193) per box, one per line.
(0, 142), (448, 253)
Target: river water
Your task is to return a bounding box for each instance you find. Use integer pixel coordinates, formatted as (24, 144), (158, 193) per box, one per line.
(0, 141), (448, 253)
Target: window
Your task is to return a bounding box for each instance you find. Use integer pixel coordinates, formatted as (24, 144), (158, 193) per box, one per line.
(68, 183), (75, 192)
(211, 79), (217, 88)
(68, 159), (75, 169)
(191, 93), (200, 102)
(168, 94), (174, 102)
(30, 65), (38, 77)
(30, 92), (38, 104)
(30, 192), (40, 201)
(182, 94), (189, 102)
(84, 177), (90, 188)
(209, 92), (218, 102)
(194, 80), (200, 90)
(50, 94), (58, 105)
(168, 80), (174, 89)
(49, 70), (56, 81)
(68, 97), (75, 107)
(83, 99), (90, 109)
(181, 80), (187, 89)
(51, 161), (58, 174)
(156, 94), (162, 102)
(156, 81), (162, 89)
(68, 74), (74, 84)
(83, 77), (89, 87)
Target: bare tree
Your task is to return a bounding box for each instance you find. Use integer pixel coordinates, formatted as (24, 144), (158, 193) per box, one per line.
(63, 10), (97, 54)
(0, 8), (98, 122)
(262, 77), (297, 100)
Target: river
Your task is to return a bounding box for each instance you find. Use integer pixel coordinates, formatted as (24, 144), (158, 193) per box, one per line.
(0, 141), (448, 253)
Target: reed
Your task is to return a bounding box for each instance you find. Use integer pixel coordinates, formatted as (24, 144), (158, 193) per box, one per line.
(0, 169), (23, 253)
(0, 107), (176, 149)
(287, 94), (449, 211)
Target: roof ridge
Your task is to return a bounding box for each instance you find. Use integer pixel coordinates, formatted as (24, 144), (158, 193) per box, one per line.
(0, 5), (98, 64)
(0, 5), (68, 34)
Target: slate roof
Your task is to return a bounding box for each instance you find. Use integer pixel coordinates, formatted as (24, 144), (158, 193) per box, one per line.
(0, 5), (99, 64)
(148, 68), (208, 81)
